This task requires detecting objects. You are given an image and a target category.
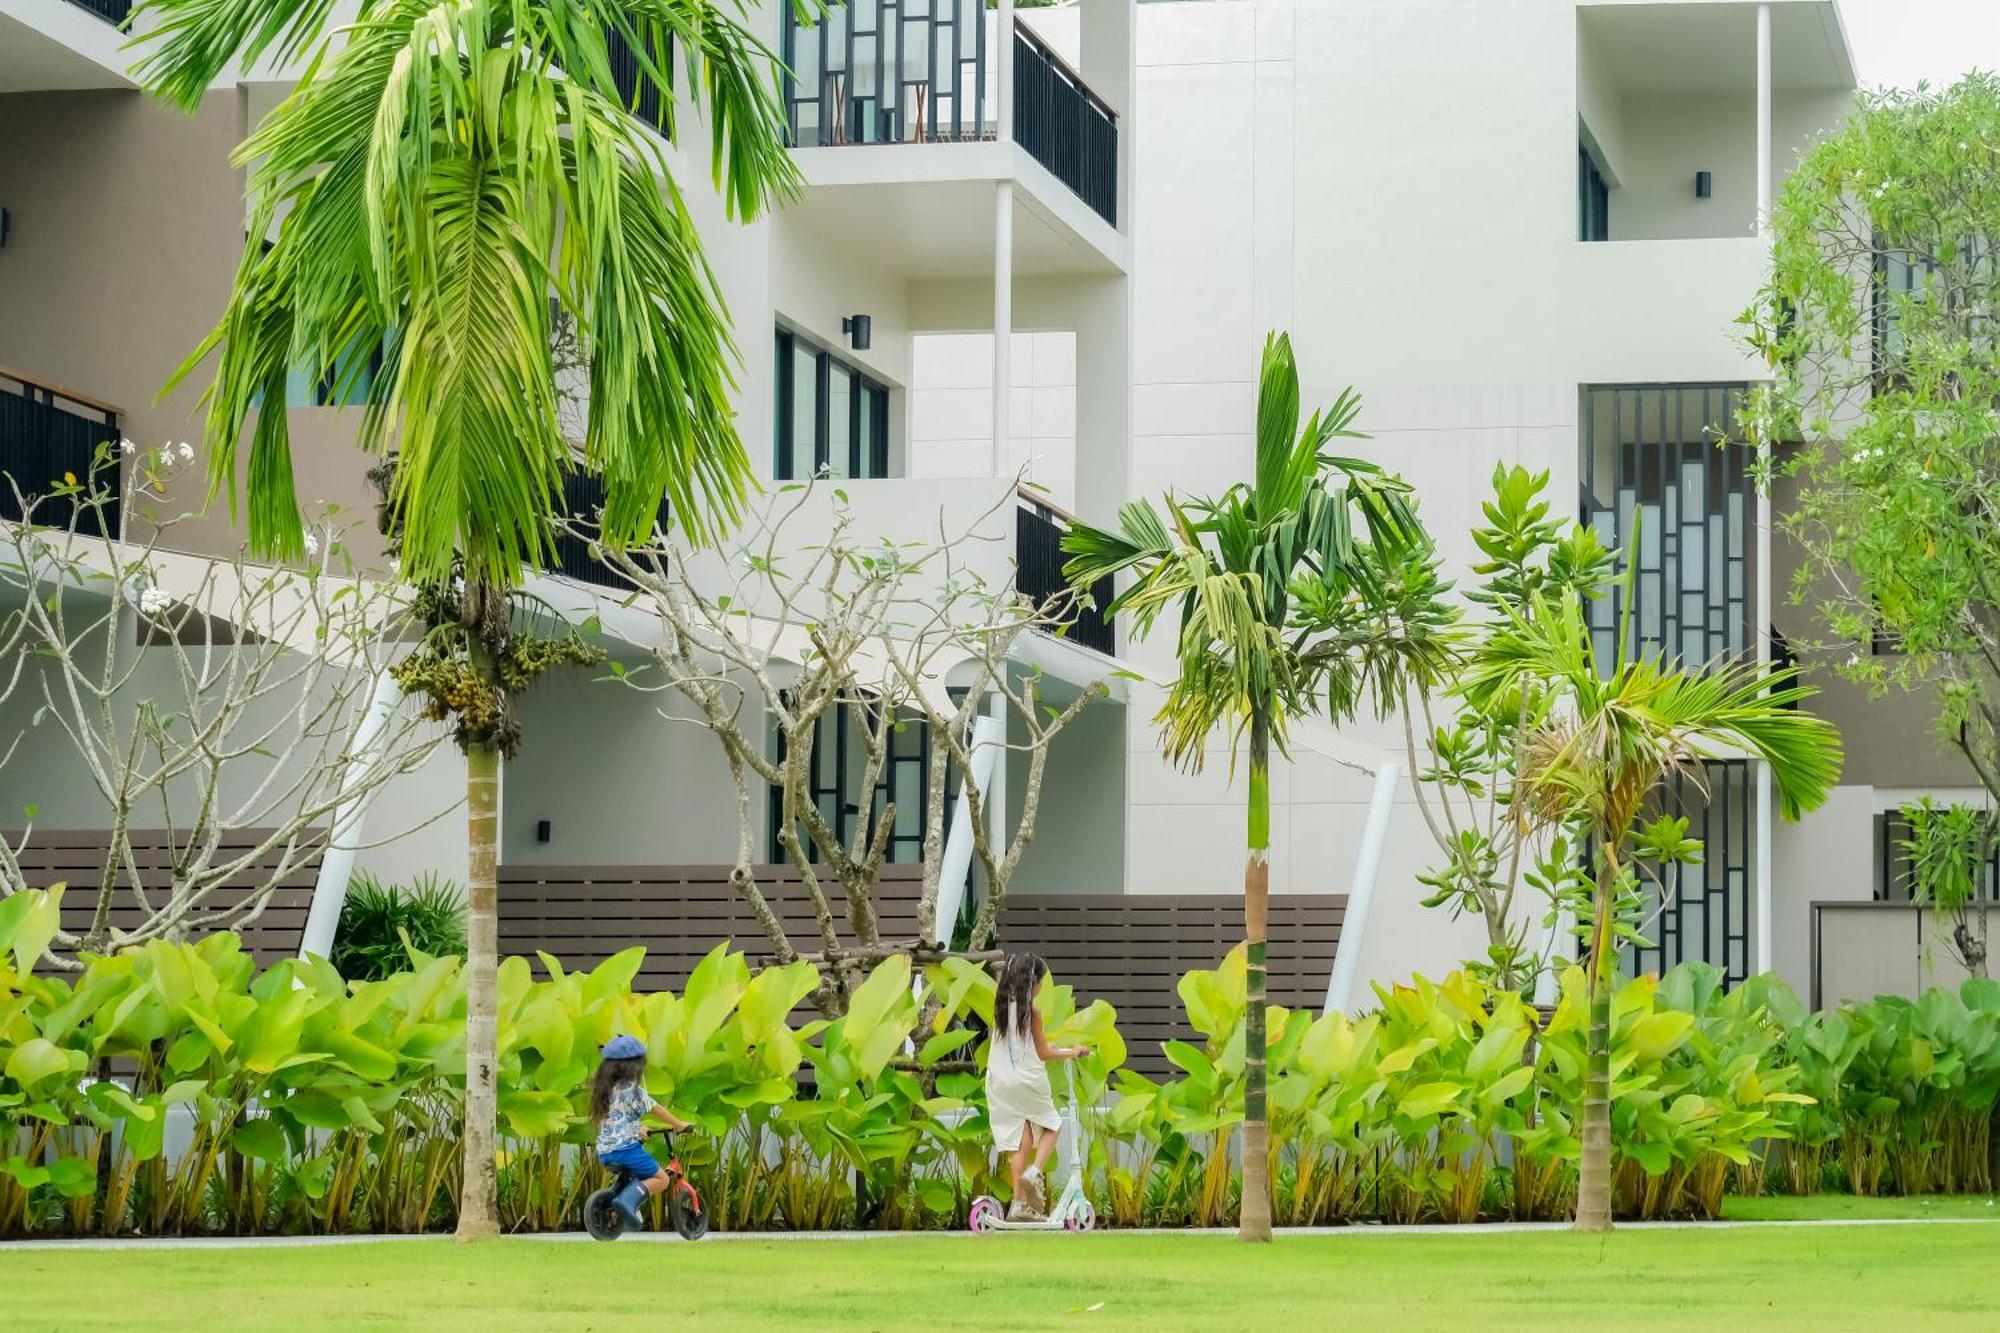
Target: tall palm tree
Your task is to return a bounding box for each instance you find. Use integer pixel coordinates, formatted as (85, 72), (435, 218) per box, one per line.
(136, 0), (796, 1236)
(1062, 332), (1428, 1242)
(1465, 592), (1841, 1231)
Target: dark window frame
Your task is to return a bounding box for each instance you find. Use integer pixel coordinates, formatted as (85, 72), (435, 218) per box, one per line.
(774, 328), (892, 480)
(1578, 142), (1610, 243)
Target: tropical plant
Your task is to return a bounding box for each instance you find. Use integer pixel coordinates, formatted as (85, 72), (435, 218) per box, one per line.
(1394, 465), (1616, 991)
(135, 0), (800, 1235)
(1898, 799), (1993, 980)
(331, 872), (467, 981)
(1062, 331), (1432, 1241)
(1465, 589), (1842, 1230)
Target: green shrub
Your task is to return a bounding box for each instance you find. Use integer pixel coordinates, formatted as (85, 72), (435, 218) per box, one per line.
(330, 871), (467, 981)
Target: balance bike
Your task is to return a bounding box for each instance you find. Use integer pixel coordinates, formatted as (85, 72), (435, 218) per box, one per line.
(583, 1131), (709, 1241)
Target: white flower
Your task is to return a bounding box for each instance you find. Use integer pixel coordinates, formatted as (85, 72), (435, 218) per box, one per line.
(119, 439), (136, 456)
(137, 587), (171, 616)
(177, 442), (195, 462)
(303, 532), (321, 558)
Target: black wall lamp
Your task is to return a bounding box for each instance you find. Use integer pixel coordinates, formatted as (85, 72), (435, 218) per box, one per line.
(535, 819), (551, 844)
(0, 207), (11, 248)
(1695, 170), (1713, 199)
(842, 314), (872, 351)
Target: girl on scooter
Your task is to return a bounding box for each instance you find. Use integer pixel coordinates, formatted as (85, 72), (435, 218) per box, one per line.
(987, 954), (1089, 1220)
(590, 1035), (692, 1228)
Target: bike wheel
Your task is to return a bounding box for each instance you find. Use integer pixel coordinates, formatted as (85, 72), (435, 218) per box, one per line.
(968, 1197), (1003, 1233)
(583, 1187), (625, 1242)
(669, 1181), (710, 1240)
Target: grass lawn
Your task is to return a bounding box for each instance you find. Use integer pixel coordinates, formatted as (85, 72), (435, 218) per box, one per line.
(1723, 1193), (2000, 1221)
(6, 1221), (1999, 1332)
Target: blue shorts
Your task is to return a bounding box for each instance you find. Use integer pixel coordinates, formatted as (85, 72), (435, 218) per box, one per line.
(598, 1142), (660, 1179)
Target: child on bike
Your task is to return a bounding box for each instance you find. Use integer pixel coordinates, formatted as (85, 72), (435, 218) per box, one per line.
(987, 953), (1089, 1220)
(591, 1035), (692, 1228)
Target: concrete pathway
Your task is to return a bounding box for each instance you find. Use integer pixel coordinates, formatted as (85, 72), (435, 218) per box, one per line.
(4, 1212), (1995, 1251)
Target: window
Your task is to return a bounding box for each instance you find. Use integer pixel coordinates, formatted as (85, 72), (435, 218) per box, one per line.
(281, 335), (386, 409)
(774, 329), (891, 479)
(1578, 143), (1609, 242)
(767, 699), (933, 865)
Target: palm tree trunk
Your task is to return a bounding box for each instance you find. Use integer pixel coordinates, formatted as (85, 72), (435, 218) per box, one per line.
(1240, 709), (1273, 1243)
(455, 721), (501, 1239)
(1574, 857), (1616, 1233)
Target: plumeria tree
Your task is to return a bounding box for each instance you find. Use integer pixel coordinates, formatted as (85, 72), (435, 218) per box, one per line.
(0, 447), (444, 962)
(1062, 332), (1433, 1242)
(135, 0), (796, 1235)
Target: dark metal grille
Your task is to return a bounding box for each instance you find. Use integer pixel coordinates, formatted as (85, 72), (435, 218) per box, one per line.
(0, 369), (121, 538)
(1016, 496), (1114, 655)
(1874, 808), (2000, 904)
(604, 24), (669, 136)
(1013, 25), (1118, 226)
(1580, 383), (1752, 671)
(767, 701), (934, 865)
(544, 467), (667, 592)
(1621, 759), (1754, 985)
(62, 0), (131, 26)
(782, 0), (988, 147)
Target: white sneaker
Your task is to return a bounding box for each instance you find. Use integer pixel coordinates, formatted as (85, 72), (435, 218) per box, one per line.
(1007, 1197), (1045, 1222)
(1020, 1170), (1047, 1215)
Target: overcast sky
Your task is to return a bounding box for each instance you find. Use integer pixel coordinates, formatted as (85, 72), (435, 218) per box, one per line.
(1841, 0), (2000, 89)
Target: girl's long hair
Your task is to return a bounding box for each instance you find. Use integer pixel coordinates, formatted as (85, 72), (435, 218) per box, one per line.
(993, 953), (1048, 1045)
(590, 1055), (646, 1126)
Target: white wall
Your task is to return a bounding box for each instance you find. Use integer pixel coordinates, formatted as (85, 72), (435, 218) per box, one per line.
(909, 331), (1078, 507)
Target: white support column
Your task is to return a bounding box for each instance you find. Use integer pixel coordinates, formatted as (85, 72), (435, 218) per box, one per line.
(1754, 1), (1776, 976)
(1535, 905), (1577, 1009)
(992, 181), (1014, 479)
(931, 703), (1007, 947)
(996, 0), (1016, 143)
(299, 671), (406, 961)
(1322, 762), (1399, 1016)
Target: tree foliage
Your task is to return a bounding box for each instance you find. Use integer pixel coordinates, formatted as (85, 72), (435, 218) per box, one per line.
(1745, 73), (2000, 792)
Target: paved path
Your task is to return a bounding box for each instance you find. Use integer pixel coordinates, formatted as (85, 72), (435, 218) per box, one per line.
(4, 1214), (1996, 1251)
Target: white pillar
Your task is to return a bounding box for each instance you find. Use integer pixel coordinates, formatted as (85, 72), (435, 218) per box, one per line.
(1322, 762), (1399, 1016)
(1535, 905), (1576, 1009)
(299, 671), (405, 961)
(932, 703), (1007, 947)
(1754, 1), (1776, 977)
(996, 0), (1016, 142)
(992, 181), (1014, 479)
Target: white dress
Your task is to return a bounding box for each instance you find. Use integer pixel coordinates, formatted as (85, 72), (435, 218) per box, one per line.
(987, 1022), (1062, 1151)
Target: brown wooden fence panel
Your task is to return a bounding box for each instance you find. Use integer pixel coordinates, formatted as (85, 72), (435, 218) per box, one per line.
(496, 863), (926, 994)
(10, 828), (323, 967)
(996, 894), (1345, 1077)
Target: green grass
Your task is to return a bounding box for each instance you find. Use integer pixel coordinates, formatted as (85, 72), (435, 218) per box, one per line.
(6, 1223), (1999, 1332)
(1723, 1193), (2000, 1221)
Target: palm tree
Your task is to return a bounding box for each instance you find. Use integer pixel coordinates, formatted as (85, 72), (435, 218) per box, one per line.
(136, 0), (796, 1236)
(1465, 592), (1841, 1231)
(1062, 332), (1428, 1241)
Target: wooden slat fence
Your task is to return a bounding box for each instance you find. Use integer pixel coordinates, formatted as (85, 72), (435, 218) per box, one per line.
(996, 894), (1344, 1076)
(10, 828), (322, 967)
(496, 863), (926, 994)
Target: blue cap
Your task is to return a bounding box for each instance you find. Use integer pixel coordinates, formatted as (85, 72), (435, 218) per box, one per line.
(601, 1035), (645, 1061)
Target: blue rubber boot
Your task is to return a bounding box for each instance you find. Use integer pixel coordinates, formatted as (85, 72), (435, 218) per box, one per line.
(612, 1181), (649, 1230)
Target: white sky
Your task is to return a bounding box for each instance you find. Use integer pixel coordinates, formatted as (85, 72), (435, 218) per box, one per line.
(1839, 0), (2000, 89)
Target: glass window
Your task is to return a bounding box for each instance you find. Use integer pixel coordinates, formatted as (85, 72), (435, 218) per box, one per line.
(773, 329), (894, 481)
(1578, 144), (1609, 242)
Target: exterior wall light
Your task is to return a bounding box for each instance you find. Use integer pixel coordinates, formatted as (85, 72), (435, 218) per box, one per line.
(842, 314), (872, 351)
(1695, 170), (1713, 199)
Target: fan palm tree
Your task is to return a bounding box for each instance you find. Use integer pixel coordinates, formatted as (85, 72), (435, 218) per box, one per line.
(1464, 591), (1841, 1232)
(1061, 332), (1429, 1242)
(135, 0), (797, 1236)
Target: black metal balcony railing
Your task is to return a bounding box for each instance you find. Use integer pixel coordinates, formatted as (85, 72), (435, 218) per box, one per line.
(604, 24), (667, 137)
(63, 0), (132, 27)
(0, 367), (122, 538)
(1013, 24), (1118, 226)
(782, 0), (989, 148)
(1016, 493), (1113, 655)
(547, 468), (669, 593)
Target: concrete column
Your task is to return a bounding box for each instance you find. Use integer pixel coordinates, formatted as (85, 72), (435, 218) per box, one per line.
(299, 671), (406, 961)
(993, 181), (1014, 477)
(1323, 762), (1401, 1015)
(1754, 1), (1776, 976)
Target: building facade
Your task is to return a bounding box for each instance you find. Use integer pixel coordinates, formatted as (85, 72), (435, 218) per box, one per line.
(0, 0), (1972, 1006)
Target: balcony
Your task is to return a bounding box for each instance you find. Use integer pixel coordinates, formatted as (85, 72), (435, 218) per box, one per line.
(781, 1), (1121, 229)
(62, 0), (131, 26)
(0, 365), (122, 537)
(544, 466), (669, 593)
(1016, 489), (1113, 656)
